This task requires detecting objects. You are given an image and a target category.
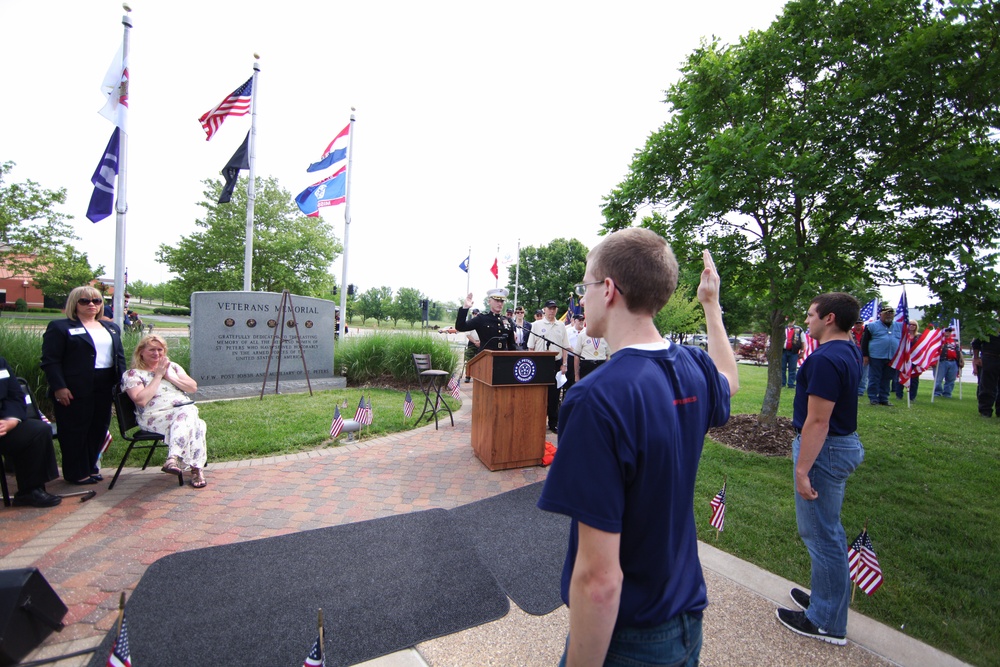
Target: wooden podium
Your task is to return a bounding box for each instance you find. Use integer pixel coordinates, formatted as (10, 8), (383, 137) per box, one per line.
(466, 350), (558, 471)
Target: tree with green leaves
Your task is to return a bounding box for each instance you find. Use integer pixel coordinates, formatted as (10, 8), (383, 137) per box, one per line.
(157, 176), (342, 305)
(507, 238), (590, 312)
(1, 161), (102, 297)
(390, 287), (424, 327)
(602, 0), (1000, 419)
(653, 284), (705, 340)
(356, 286), (393, 326)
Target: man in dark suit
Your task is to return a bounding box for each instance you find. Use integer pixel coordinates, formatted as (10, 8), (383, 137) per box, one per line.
(0, 357), (61, 507)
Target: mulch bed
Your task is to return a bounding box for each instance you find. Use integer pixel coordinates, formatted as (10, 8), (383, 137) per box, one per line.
(708, 413), (795, 457)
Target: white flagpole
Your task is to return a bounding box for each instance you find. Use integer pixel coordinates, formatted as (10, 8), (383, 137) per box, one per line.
(112, 5), (132, 330)
(514, 239), (520, 310)
(337, 109), (356, 339)
(242, 55), (261, 292)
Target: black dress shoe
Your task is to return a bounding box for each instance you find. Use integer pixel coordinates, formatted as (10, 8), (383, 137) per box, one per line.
(12, 488), (63, 508)
(91, 474), (104, 481)
(68, 477), (100, 485)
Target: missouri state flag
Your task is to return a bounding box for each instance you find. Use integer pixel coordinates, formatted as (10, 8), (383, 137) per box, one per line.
(295, 167), (347, 217)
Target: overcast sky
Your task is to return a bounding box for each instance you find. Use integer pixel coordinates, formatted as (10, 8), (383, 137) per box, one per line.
(3, 0), (916, 310)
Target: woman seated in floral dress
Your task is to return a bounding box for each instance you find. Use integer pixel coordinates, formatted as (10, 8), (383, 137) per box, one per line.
(121, 335), (208, 488)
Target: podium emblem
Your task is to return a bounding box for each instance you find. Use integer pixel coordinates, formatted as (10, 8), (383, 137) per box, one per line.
(513, 358), (537, 383)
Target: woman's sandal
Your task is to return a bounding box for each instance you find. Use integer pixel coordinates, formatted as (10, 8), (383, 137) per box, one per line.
(190, 468), (207, 489)
(161, 456), (182, 476)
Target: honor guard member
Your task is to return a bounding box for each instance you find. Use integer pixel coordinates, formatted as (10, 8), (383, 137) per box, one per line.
(456, 288), (517, 352)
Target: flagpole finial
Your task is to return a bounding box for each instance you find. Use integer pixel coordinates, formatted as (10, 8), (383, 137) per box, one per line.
(254, 52), (261, 60)
(122, 2), (131, 12)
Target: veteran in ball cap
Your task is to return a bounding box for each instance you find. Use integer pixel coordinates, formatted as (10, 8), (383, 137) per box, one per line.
(456, 288), (517, 353)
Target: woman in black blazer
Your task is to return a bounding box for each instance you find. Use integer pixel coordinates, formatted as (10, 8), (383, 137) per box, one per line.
(41, 286), (126, 484)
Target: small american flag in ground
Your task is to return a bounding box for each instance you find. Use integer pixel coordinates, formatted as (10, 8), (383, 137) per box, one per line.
(848, 528), (883, 595)
(303, 634), (324, 667)
(106, 613), (131, 667)
(403, 390), (414, 418)
(361, 397), (374, 425)
(709, 483), (726, 531)
(329, 407), (343, 439)
(100, 430), (113, 455)
(448, 376), (461, 400)
(354, 395), (366, 422)
(199, 77), (252, 140)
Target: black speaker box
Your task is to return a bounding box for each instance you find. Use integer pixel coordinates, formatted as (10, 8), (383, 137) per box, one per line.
(0, 568), (67, 666)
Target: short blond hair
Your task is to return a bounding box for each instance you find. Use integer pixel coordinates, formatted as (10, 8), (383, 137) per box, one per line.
(64, 286), (104, 320)
(132, 334), (169, 370)
(587, 228), (678, 316)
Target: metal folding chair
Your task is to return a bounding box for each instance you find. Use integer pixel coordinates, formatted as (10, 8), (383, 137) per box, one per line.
(412, 353), (454, 429)
(109, 386), (179, 489)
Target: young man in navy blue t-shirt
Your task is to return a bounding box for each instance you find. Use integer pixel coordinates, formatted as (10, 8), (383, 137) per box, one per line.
(776, 292), (864, 646)
(538, 228), (739, 666)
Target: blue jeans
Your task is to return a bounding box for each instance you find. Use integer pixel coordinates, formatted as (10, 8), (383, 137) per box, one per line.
(781, 350), (799, 387)
(934, 360), (958, 397)
(867, 357), (892, 403)
(558, 612), (703, 667)
(793, 433), (865, 637)
(857, 364), (868, 396)
(894, 375), (918, 400)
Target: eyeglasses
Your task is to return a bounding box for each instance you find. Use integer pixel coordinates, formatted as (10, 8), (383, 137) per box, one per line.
(77, 298), (103, 305)
(574, 280), (624, 297)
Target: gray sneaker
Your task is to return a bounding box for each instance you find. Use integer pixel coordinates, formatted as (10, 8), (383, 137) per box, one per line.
(790, 587), (810, 611)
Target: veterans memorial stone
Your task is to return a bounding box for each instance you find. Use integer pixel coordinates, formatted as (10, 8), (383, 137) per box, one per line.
(190, 291), (336, 386)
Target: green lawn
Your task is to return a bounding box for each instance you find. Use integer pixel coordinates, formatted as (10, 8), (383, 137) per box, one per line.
(694, 365), (996, 666)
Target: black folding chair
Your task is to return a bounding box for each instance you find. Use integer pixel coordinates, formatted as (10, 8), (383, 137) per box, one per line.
(412, 353), (454, 429)
(109, 386), (179, 489)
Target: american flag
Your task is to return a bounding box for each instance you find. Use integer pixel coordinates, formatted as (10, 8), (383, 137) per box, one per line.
(799, 331), (819, 365)
(894, 290), (909, 325)
(859, 298), (880, 324)
(361, 397), (374, 425)
(848, 528), (883, 595)
(910, 327), (943, 373)
(403, 390), (414, 418)
(709, 483), (726, 531)
(303, 634), (325, 667)
(198, 77), (253, 141)
(448, 376), (461, 400)
(890, 330), (912, 385)
(354, 395), (367, 422)
(329, 406), (344, 439)
(106, 613), (132, 667)
(100, 430), (113, 455)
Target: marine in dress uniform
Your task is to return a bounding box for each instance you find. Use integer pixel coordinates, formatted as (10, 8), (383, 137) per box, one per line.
(455, 288), (517, 352)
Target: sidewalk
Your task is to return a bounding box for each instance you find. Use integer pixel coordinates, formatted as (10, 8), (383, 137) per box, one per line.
(0, 381), (970, 667)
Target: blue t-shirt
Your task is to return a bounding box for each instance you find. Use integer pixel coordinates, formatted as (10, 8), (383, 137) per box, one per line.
(537, 343), (731, 629)
(792, 339), (862, 435)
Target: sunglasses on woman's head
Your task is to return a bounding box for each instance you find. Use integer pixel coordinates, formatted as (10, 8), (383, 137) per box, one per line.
(77, 298), (103, 305)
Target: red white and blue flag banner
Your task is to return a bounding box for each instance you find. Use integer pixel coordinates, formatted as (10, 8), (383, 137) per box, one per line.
(448, 376), (461, 400)
(848, 528), (883, 595)
(354, 396), (367, 423)
(361, 397), (374, 426)
(106, 613), (132, 667)
(403, 390), (414, 418)
(329, 406), (344, 439)
(303, 634), (325, 667)
(709, 483), (726, 531)
(199, 77), (253, 141)
(307, 124), (350, 173)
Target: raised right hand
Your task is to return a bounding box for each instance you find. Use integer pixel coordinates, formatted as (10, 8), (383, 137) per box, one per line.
(464, 293), (474, 308)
